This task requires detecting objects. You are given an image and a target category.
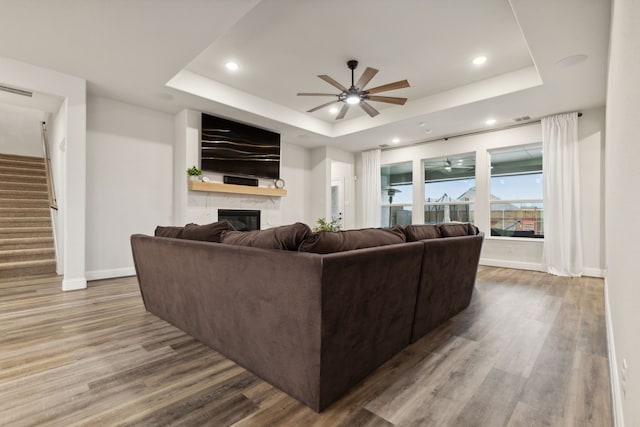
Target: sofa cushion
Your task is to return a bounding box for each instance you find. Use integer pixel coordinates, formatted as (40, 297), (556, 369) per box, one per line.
(439, 222), (475, 237)
(154, 225), (184, 238)
(298, 227), (406, 254)
(221, 222), (312, 251)
(402, 224), (441, 241)
(181, 220), (236, 243)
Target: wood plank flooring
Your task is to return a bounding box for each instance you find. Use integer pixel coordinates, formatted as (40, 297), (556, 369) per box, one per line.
(0, 267), (612, 426)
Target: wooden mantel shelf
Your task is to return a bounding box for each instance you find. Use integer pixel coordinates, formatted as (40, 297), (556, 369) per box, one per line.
(188, 180), (287, 197)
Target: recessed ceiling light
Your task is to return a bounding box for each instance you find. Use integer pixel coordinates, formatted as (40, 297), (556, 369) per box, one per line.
(329, 107), (339, 114)
(419, 122), (426, 127)
(472, 56), (487, 65)
(225, 61), (239, 71)
(424, 129), (433, 134)
(392, 138), (400, 144)
(485, 118), (497, 125)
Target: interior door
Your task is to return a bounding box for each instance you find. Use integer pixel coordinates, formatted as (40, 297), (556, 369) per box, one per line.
(331, 178), (345, 227)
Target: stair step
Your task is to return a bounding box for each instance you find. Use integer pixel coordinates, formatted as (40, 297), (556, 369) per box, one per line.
(0, 181), (47, 192)
(0, 154), (44, 163)
(0, 199), (49, 208)
(0, 237), (54, 250)
(0, 227), (52, 238)
(0, 217), (52, 227)
(0, 158), (45, 170)
(0, 190), (48, 200)
(0, 208), (50, 218)
(0, 259), (57, 278)
(0, 173), (46, 184)
(0, 165), (46, 177)
(0, 248), (55, 263)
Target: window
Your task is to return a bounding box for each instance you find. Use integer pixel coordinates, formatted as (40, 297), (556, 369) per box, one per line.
(381, 162), (412, 227)
(424, 153), (475, 224)
(490, 144), (543, 238)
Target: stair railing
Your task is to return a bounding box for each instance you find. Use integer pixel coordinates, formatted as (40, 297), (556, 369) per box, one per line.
(41, 121), (58, 210)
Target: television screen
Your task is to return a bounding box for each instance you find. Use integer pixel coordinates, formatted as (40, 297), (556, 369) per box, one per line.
(201, 113), (280, 179)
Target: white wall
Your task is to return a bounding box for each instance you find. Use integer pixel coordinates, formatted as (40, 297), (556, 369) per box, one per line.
(174, 110), (311, 228)
(355, 111), (605, 275)
(578, 107), (606, 277)
(46, 102), (67, 274)
(86, 96), (173, 279)
(0, 103), (44, 157)
(605, 0), (640, 424)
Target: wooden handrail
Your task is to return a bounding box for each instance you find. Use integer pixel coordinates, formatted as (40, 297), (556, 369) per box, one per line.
(40, 121), (58, 210)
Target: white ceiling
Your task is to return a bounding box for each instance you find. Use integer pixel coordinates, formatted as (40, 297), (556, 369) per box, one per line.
(0, 0), (610, 153)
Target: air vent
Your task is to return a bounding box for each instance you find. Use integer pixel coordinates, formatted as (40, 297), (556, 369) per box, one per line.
(513, 115), (531, 122)
(0, 84), (33, 97)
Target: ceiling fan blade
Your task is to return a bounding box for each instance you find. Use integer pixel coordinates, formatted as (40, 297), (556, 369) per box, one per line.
(355, 67), (378, 90)
(335, 103), (350, 120)
(306, 100), (339, 113)
(297, 92), (339, 96)
(318, 75), (347, 92)
(366, 95), (407, 105)
(365, 79), (410, 95)
(359, 101), (379, 118)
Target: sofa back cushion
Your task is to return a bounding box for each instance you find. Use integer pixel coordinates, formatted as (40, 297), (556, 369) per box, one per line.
(439, 223), (477, 237)
(180, 220), (237, 243)
(402, 224), (441, 241)
(298, 227), (406, 254)
(154, 226), (184, 239)
(221, 222), (312, 251)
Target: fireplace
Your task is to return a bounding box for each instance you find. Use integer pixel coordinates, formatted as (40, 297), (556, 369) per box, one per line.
(218, 209), (261, 231)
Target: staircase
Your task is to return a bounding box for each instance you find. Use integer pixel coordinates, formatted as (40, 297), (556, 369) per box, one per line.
(0, 153), (57, 279)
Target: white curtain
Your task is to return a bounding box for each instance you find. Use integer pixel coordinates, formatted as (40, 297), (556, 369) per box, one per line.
(362, 149), (381, 227)
(542, 112), (583, 276)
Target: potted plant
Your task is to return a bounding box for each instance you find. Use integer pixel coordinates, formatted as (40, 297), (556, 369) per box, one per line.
(312, 217), (342, 232)
(187, 166), (202, 181)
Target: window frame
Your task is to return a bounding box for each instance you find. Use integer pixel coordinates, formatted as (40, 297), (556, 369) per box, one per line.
(489, 143), (544, 239)
(423, 152), (476, 225)
(380, 161), (413, 227)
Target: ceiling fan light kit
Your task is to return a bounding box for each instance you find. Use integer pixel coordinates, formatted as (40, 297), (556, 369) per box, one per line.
(297, 59), (410, 120)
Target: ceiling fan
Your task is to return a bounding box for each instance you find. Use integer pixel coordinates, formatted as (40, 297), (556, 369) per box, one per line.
(297, 60), (410, 120)
(443, 158), (475, 172)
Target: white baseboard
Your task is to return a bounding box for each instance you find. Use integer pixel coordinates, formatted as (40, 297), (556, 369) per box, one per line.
(62, 276), (87, 291)
(86, 267), (136, 281)
(479, 258), (544, 272)
(582, 267), (606, 278)
(605, 279), (625, 427)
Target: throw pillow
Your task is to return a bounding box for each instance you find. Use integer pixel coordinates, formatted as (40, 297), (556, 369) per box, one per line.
(154, 225), (184, 238)
(298, 227), (406, 254)
(402, 224), (441, 241)
(221, 222), (312, 251)
(439, 223), (473, 237)
(181, 220), (237, 243)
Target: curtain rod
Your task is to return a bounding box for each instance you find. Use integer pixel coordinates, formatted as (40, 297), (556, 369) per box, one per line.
(382, 111), (582, 150)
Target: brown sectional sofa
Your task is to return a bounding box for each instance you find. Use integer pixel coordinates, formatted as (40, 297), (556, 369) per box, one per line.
(131, 222), (483, 412)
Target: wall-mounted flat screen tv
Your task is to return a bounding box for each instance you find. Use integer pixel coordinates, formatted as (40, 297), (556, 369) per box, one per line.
(201, 113), (280, 179)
